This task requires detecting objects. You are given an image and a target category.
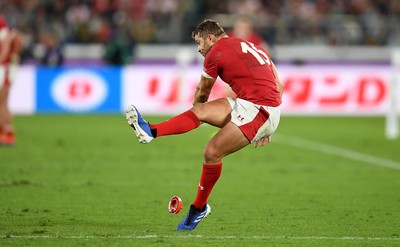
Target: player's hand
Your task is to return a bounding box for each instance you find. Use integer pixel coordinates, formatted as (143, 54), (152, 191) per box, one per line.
(254, 135), (271, 148)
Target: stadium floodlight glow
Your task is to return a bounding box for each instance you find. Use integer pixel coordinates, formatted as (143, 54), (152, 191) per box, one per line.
(386, 49), (400, 139)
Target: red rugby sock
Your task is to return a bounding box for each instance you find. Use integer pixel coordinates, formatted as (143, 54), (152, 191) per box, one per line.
(150, 110), (200, 137)
(193, 163), (222, 210)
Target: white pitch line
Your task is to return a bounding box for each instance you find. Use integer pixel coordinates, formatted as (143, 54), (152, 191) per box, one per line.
(274, 134), (400, 170)
(6, 235), (400, 241)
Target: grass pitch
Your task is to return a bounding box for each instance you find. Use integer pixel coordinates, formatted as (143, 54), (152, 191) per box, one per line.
(1, 115), (400, 246)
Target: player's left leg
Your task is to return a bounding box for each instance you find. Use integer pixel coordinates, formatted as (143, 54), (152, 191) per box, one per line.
(178, 100), (280, 230)
(0, 84), (14, 146)
(192, 122), (250, 209)
(177, 122), (250, 230)
(203, 121), (250, 165)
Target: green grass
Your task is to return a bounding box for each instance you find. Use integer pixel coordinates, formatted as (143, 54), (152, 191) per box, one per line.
(1, 115), (400, 246)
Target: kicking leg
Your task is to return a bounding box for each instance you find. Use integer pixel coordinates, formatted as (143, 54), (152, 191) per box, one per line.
(150, 98), (232, 137)
(126, 98), (232, 143)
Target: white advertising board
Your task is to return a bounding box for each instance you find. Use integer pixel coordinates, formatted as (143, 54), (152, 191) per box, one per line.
(9, 66), (36, 115)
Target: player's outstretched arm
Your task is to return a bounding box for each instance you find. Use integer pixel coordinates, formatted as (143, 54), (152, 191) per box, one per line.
(193, 75), (216, 105)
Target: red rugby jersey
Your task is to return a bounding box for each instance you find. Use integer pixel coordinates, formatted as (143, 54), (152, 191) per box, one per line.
(0, 27), (15, 65)
(203, 37), (281, 106)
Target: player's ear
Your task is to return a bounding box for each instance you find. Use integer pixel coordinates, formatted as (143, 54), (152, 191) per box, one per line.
(208, 34), (217, 43)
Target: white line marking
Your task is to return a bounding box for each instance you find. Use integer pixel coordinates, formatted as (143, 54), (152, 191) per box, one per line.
(6, 235), (400, 241)
(274, 134), (400, 170)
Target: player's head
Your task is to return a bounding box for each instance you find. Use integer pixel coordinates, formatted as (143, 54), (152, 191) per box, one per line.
(233, 16), (254, 38)
(192, 19), (226, 39)
(192, 19), (226, 57)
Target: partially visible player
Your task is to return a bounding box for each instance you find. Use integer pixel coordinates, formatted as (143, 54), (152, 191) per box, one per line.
(126, 19), (283, 230)
(0, 16), (23, 146)
(228, 15), (271, 53)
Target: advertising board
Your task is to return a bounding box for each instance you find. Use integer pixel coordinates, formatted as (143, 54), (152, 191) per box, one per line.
(9, 64), (400, 115)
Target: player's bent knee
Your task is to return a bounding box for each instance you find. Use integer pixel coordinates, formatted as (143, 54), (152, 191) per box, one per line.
(203, 144), (223, 164)
(190, 103), (206, 119)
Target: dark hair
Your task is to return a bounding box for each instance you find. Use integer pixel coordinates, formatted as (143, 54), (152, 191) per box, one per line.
(191, 19), (226, 39)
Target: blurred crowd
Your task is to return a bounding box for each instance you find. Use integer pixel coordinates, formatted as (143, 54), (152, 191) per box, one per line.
(1, 0), (399, 64)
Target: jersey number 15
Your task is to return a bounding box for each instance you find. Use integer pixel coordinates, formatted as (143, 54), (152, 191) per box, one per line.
(241, 42), (271, 66)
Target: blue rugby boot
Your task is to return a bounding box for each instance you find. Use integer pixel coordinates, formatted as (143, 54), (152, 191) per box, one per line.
(125, 104), (154, 144)
(177, 204), (211, 231)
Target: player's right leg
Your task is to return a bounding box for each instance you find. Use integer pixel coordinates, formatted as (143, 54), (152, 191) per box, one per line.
(125, 105), (154, 144)
(191, 98), (232, 128)
(125, 98), (232, 144)
(125, 104), (201, 144)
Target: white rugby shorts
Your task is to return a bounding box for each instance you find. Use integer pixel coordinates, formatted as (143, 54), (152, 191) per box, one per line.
(0, 64), (18, 88)
(227, 98), (281, 143)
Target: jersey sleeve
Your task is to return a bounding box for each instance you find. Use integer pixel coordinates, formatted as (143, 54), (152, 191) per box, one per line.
(203, 47), (221, 79)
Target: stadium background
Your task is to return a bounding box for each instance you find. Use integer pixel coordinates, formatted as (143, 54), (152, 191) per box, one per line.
(5, 0), (400, 122)
(1, 1), (400, 246)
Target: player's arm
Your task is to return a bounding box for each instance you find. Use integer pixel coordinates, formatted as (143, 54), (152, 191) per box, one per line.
(10, 31), (24, 64)
(254, 62), (283, 148)
(271, 62), (283, 98)
(254, 136), (271, 148)
(0, 31), (12, 63)
(193, 74), (217, 105)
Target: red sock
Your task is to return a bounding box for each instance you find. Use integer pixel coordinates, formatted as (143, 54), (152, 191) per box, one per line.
(150, 110), (200, 137)
(193, 163), (222, 210)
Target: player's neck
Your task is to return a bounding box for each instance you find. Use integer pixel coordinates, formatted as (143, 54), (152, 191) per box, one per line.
(216, 35), (229, 42)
